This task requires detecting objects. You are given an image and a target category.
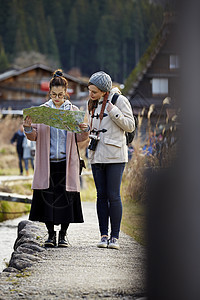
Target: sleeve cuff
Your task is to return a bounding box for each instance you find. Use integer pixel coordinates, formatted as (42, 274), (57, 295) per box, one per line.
(82, 125), (90, 132)
(109, 106), (122, 119)
(24, 126), (33, 133)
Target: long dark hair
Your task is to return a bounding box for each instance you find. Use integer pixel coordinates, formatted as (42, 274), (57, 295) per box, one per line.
(88, 92), (109, 114)
(88, 99), (98, 113)
(49, 69), (70, 99)
(88, 83), (108, 113)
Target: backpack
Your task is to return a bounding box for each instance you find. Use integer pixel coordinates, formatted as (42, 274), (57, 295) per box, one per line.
(111, 93), (137, 145)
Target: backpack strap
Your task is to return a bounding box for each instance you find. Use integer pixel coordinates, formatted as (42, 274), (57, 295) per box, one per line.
(111, 93), (119, 105)
(111, 93), (137, 145)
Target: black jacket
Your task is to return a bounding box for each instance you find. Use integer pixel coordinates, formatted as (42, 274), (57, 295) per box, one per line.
(11, 130), (25, 155)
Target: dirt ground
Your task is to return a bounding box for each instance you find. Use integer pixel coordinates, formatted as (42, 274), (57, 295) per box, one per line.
(0, 202), (146, 299)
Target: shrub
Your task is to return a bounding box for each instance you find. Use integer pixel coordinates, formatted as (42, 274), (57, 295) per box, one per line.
(123, 139), (158, 203)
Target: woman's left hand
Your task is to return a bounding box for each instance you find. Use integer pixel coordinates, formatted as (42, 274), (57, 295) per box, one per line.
(79, 123), (89, 132)
(107, 101), (114, 112)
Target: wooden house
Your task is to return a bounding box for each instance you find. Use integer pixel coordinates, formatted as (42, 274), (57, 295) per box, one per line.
(0, 64), (89, 110)
(124, 12), (179, 130)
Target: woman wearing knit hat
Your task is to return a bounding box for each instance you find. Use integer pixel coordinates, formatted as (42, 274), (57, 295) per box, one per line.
(87, 71), (135, 249)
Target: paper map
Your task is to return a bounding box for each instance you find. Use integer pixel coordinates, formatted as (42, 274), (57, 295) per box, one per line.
(23, 106), (85, 132)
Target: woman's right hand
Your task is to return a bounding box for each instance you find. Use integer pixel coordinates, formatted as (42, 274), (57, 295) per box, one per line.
(23, 116), (32, 127)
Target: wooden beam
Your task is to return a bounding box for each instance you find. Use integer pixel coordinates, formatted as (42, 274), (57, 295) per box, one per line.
(0, 192), (32, 204)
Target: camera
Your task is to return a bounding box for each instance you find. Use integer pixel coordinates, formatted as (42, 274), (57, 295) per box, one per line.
(88, 134), (100, 151)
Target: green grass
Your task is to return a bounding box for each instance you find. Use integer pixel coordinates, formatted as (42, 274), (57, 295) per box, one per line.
(0, 181), (32, 222)
(10, 182), (32, 195)
(121, 197), (146, 245)
(0, 201), (31, 222)
(0, 168), (34, 175)
(80, 175), (96, 202)
(0, 168), (20, 175)
(0, 148), (7, 154)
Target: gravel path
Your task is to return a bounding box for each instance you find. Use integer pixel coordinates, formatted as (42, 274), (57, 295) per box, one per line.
(0, 202), (146, 299)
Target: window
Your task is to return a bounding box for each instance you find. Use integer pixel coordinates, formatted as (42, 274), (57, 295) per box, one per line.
(170, 55), (179, 69)
(152, 78), (168, 95)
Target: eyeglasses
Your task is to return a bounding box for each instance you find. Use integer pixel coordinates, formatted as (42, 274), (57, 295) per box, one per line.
(50, 93), (65, 99)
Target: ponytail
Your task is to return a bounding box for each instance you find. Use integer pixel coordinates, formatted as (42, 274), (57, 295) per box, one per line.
(49, 69), (70, 99)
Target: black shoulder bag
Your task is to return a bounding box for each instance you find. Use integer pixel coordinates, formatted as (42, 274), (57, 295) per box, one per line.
(75, 134), (86, 175)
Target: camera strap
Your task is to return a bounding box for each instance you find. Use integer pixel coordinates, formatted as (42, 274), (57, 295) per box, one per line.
(90, 92), (109, 136)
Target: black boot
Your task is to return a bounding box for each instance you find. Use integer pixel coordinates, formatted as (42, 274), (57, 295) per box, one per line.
(58, 230), (70, 247)
(44, 231), (57, 247)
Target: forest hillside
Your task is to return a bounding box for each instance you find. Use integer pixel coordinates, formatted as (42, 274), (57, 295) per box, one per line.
(0, 0), (165, 82)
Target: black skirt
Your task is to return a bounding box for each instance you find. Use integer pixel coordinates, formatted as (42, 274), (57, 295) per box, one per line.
(29, 160), (84, 224)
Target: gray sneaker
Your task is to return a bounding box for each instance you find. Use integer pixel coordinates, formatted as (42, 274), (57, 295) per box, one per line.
(108, 237), (120, 250)
(97, 236), (108, 248)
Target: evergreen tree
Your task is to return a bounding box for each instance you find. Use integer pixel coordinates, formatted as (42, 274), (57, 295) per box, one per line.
(119, 0), (133, 82)
(0, 0), (165, 82)
(0, 0), (10, 41)
(0, 37), (9, 71)
(81, 0), (101, 75)
(96, 14), (120, 80)
(46, 16), (61, 65)
(140, 0), (163, 52)
(44, 1), (66, 65)
(33, 0), (48, 54)
(131, 0), (144, 65)
(65, 7), (78, 69)
(73, 0), (90, 71)
(148, 23), (158, 41)
(14, 9), (31, 55)
(26, 16), (39, 52)
(4, 0), (18, 55)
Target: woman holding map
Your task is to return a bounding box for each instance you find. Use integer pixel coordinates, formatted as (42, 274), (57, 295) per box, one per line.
(23, 69), (89, 248)
(87, 71), (135, 250)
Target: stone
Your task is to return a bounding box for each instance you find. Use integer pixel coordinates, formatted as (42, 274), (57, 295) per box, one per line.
(17, 220), (33, 235)
(3, 221), (46, 272)
(19, 225), (42, 236)
(14, 236), (41, 251)
(2, 267), (20, 273)
(14, 222), (44, 251)
(18, 228), (36, 238)
(16, 243), (45, 253)
(9, 258), (32, 271)
(11, 251), (40, 262)
(8, 252), (34, 270)
(16, 246), (37, 256)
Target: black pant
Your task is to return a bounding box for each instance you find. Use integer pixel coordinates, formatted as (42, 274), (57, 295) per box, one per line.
(91, 163), (125, 239)
(45, 222), (69, 233)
